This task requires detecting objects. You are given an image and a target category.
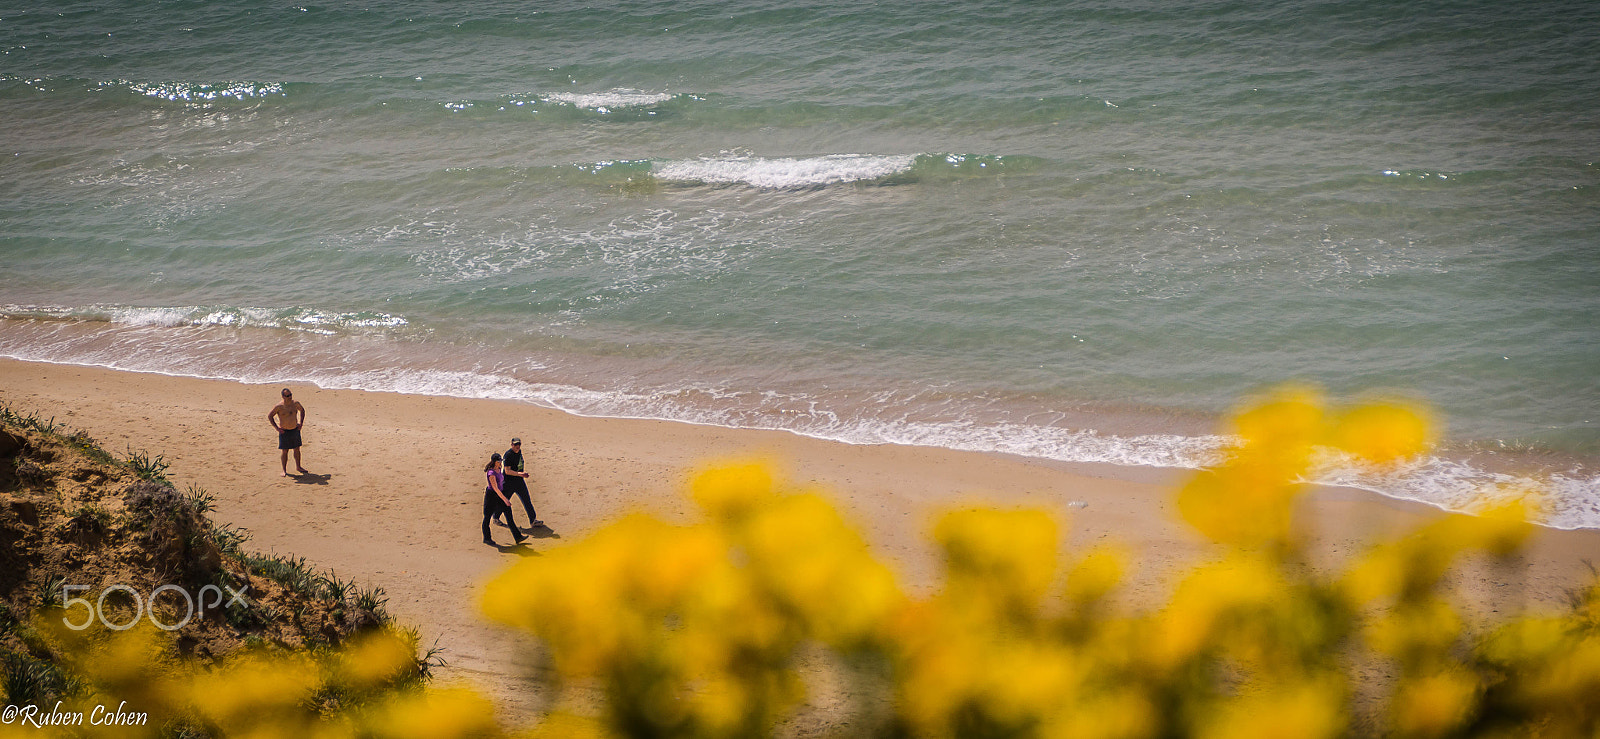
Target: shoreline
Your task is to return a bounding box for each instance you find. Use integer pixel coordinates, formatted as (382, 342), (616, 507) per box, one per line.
(0, 349), (1452, 516)
(5, 311), (1597, 531)
(4, 356), (1599, 721)
(7, 336), (1596, 531)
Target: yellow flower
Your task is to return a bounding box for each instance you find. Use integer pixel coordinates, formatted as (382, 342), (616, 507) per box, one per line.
(689, 460), (777, 524)
(1518, 635), (1600, 713)
(1176, 466), (1301, 548)
(337, 629), (417, 689)
(1479, 617), (1567, 667)
(522, 712), (613, 739)
(1182, 391), (1439, 551)
(982, 641), (1082, 724)
(1064, 545), (1125, 606)
(1450, 497), (1534, 556)
(741, 493), (903, 645)
(934, 507), (1059, 614)
(1365, 598), (1463, 662)
(1231, 386), (1325, 462)
(1039, 689), (1156, 739)
(187, 652), (323, 730)
(1196, 679), (1345, 739)
(365, 686), (502, 739)
(1327, 401), (1432, 465)
(681, 673), (756, 736)
(1342, 543), (1410, 605)
(1342, 500), (1531, 609)
(1149, 555), (1285, 667)
(1392, 669), (1479, 738)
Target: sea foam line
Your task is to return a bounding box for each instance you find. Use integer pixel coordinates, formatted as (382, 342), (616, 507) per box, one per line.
(351, 373), (1600, 530)
(111, 79), (286, 102)
(652, 153), (918, 188)
(1, 304), (407, 332)
(455, 88), (688, 113)
(2, 318), (1594, 530)
(540, 89), (676, 111)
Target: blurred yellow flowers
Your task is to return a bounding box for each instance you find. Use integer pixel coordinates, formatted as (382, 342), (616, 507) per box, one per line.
(480, 388), (1596, 739)
(14, 389), (1598, 738)
(3, 624), (495, 739)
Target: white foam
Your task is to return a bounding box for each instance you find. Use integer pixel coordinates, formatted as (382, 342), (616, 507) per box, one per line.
(653, 154), (917, 188)
(497, 381), (1232, 469)
(108, 306), (197, 326)
(1, 304), (407, 332)
(119, 80), (284, 102)
(1306, 451), (1600, 530)
(293, 310), (408, 329)
(541, 89), (674, 111)
(530, 386), (1600, 529)
(3, 312), (1596, 529)
(305, 368), (544, 401)
(809, 418), (1229, 469)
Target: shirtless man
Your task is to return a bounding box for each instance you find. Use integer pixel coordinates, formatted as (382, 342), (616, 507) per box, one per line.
(268, 388), (308, 476)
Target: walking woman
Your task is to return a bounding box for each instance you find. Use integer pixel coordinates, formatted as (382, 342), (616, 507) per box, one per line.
(482, 452), (527, 546)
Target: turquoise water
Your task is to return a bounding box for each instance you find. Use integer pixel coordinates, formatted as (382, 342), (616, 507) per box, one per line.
(2, 1), (1597, 525)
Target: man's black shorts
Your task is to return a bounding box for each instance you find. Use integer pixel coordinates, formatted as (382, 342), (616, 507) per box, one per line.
(279, 428), (302, 450)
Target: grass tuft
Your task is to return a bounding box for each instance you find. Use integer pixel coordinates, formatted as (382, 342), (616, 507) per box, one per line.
(2, 651), (70, 706)
(317, 571), (352, 604)
(246, 552), (320, 598)
(211, 523), (250, 557)
(354, 585), (389, 618)
(34, 574), (67, 609)
(0, 404), (58, 434)
(127, 447), (171, 482)
(65, 429), (115, 466)
(65, 503), (112, 530)
(182, 484), (215, 516)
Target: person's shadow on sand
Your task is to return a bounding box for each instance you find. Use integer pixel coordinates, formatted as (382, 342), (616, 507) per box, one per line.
(486, 542), (540, 556)
(291, 471), (332, 485)
(526, 525), (561, 540)
(485, 525), (559, 555)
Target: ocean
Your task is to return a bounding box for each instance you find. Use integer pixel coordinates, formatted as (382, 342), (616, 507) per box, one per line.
(2, 0), (1597, 526)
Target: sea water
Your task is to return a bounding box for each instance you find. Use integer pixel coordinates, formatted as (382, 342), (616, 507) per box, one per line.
(2, 1), (1597, 526)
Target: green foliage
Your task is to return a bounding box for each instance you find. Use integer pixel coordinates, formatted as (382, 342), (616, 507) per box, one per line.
(65, 502), (112, 530)
(0, 403), (58, 435)
(354, 585), (391, 624)
(2, 649), (71, 707)
(65, 429), (116, 466)
(127, 446), (172, 482)
(317, 570), (352, 604)
(246, 553), (320, 598)
(182, 483), (216, 515)
(211, 523), (251, 558)
(418, 636), (449, 682)
(34, 574), (66, 609)
(225, 597), (273, 631)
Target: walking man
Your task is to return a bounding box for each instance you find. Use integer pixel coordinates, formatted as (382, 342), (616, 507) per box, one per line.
(268, 388), (308, 477)
(493, 437), (542, 528)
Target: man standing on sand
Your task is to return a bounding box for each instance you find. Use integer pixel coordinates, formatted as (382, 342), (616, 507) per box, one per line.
(268, 388), (308, 476)
(492, 437), (542, 529)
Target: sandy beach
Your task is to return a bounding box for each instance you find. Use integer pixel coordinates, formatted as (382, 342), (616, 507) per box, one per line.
(4, 356), (1598, 722)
